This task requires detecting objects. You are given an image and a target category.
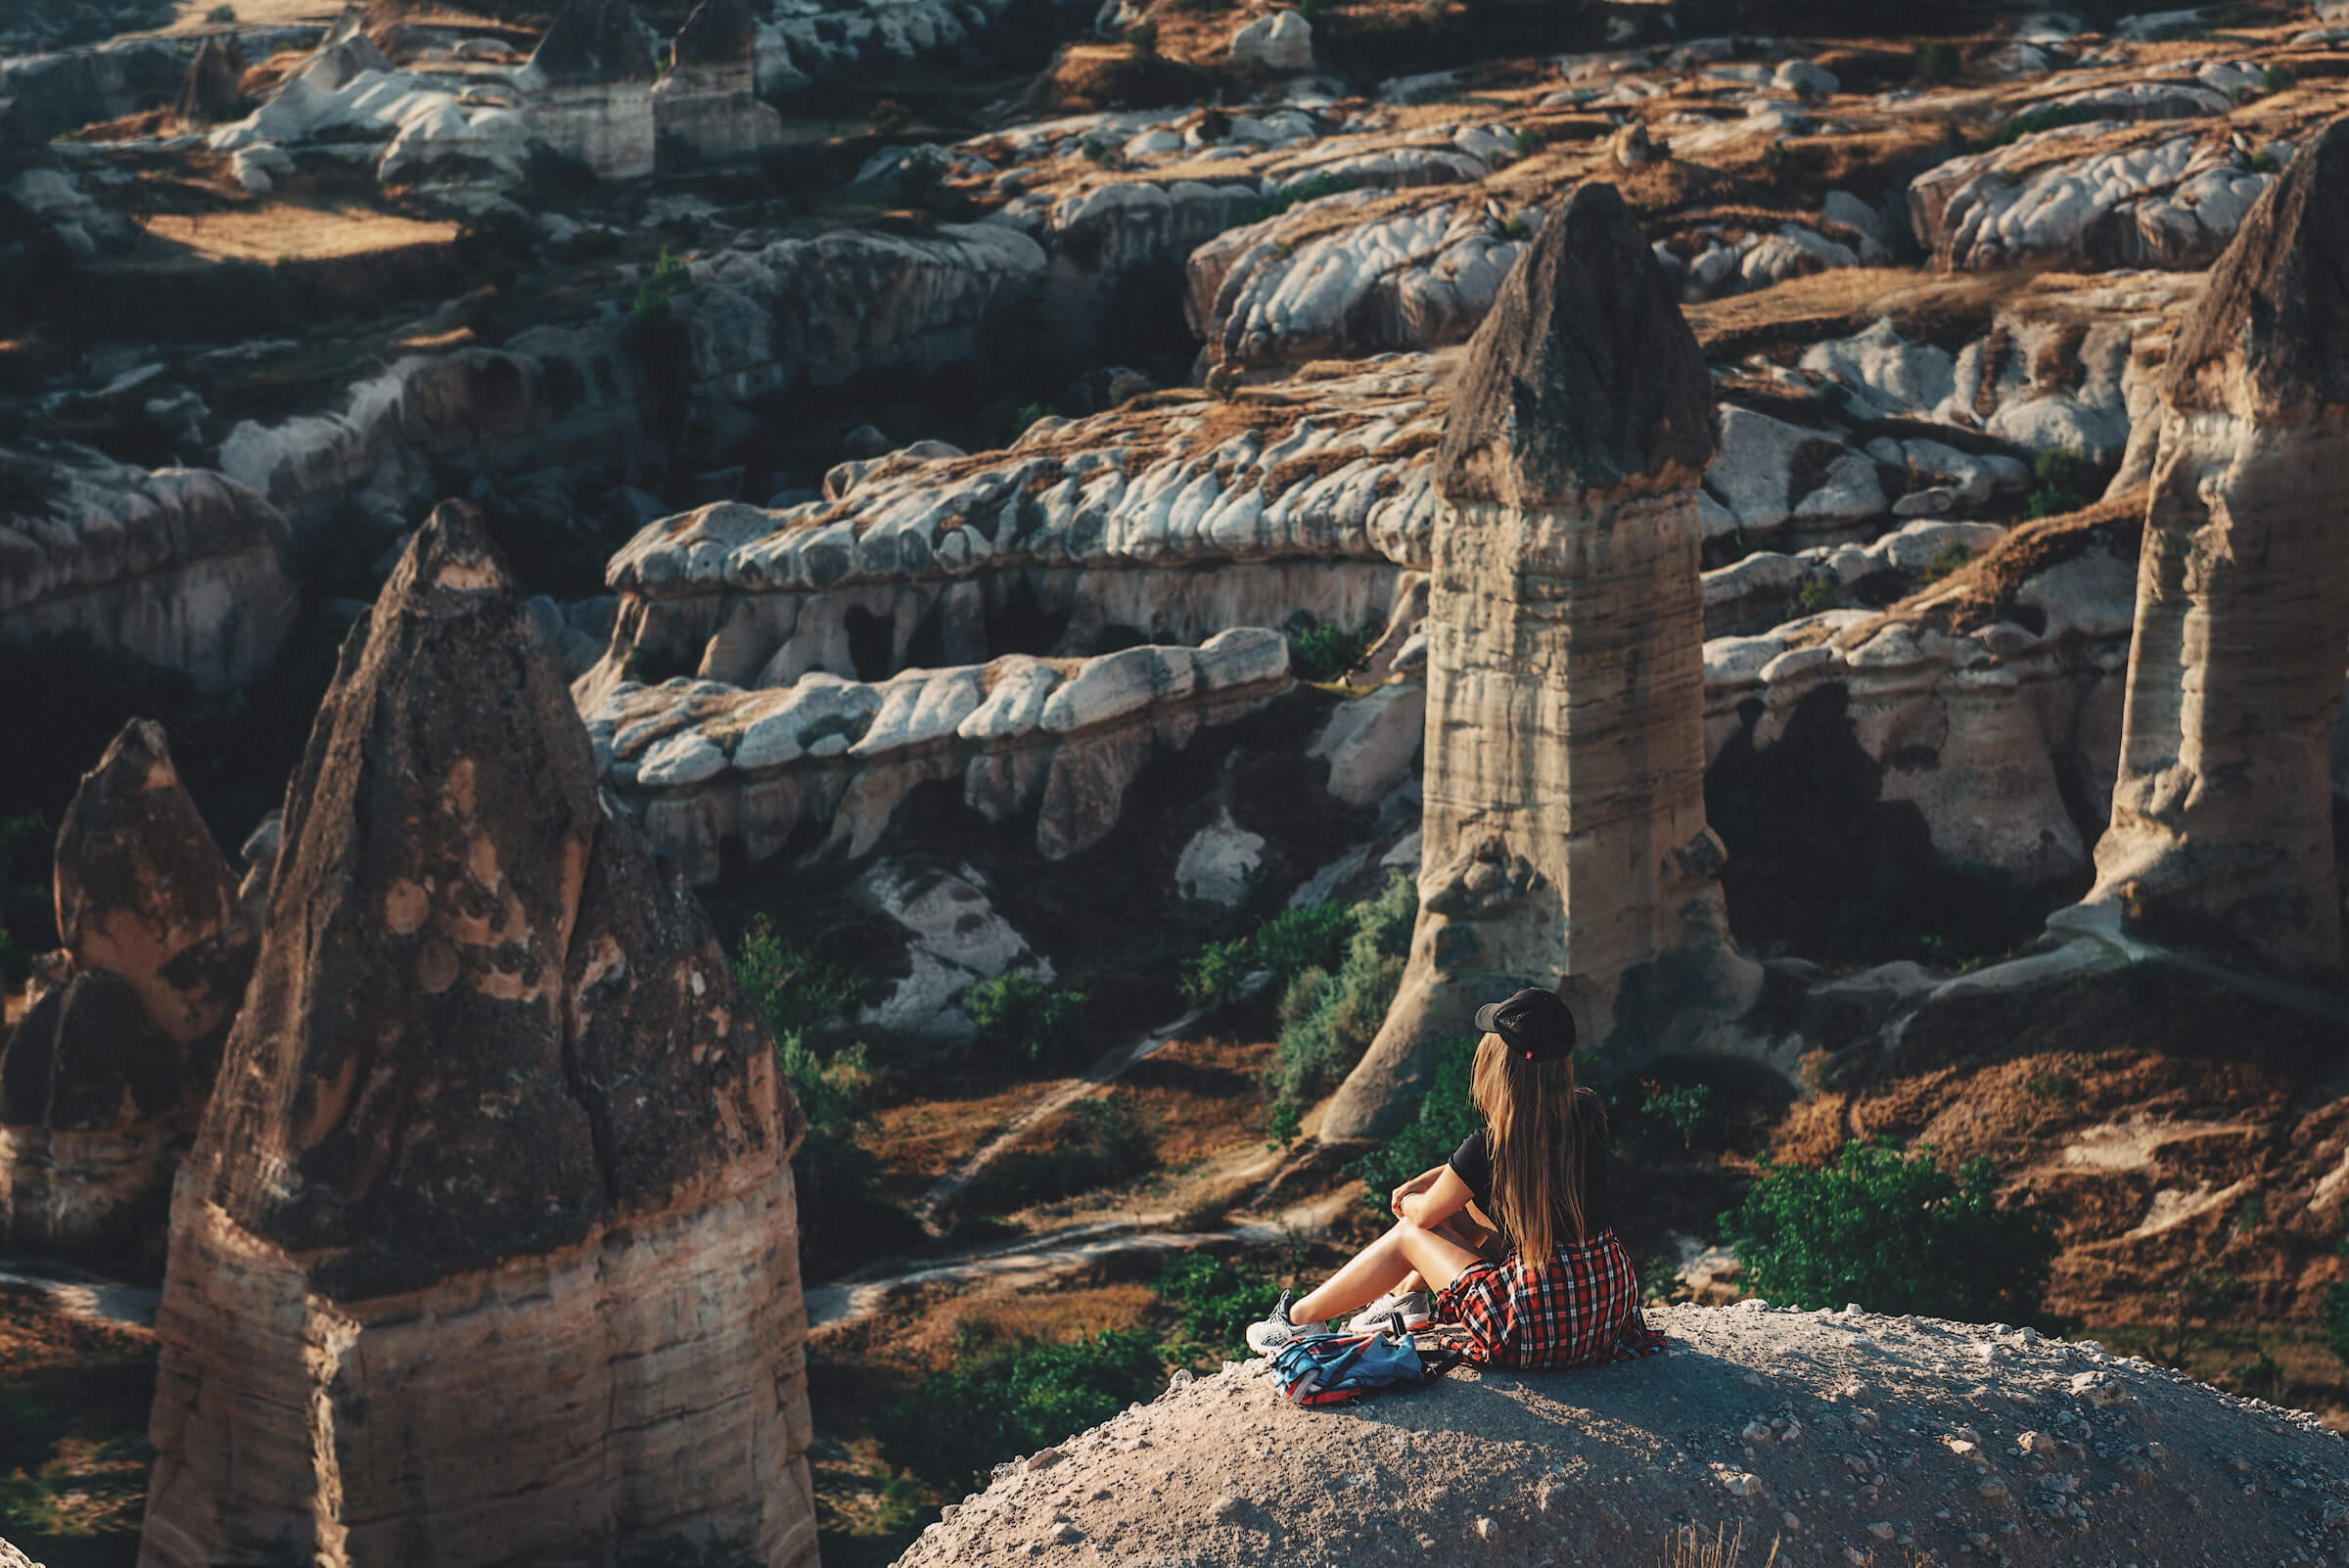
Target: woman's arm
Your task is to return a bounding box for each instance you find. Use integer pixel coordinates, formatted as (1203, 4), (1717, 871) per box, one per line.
(1387, 1164), (1449, 1216)
(1398, 1166), (1476, 1229)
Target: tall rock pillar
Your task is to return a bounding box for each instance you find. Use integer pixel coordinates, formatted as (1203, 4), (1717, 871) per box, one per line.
(139, 504), (815, 1568)
(2059, 121), (2349, 982)
(1322, 183), (1759, 1143)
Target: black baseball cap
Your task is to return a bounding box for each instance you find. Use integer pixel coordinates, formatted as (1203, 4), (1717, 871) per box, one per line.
(1473, 987), (1577, 1063)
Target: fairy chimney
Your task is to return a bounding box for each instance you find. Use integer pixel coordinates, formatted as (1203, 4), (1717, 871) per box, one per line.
(523, 0), (657, 179)
(653, 0), (782, 161)
(1321, 183), (1761, 1142)
(173, 35), (248, 124)
(2055, 120), (2349, 981)
(0, 720), (251, 1257)
(138, 503), (815, 1568)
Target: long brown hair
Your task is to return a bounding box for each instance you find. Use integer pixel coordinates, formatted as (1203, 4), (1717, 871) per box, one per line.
(1469, 1031), (1591, 1257)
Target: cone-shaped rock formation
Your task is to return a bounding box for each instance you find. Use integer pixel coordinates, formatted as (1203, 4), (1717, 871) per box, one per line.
(139, 503), (814, 1568)
(1323, 184), (1758, 1142)
(0, 721), (251, 1257)
(653, 0), (781, 162)
(173, 35), (247, 124)
(2062, 119), (2349, 980)
(525, 0), (657, 179)
(53, 719), (253, 1046)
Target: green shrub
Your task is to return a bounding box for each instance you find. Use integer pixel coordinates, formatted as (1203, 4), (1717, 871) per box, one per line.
(1179, 899), (1352, 1005)
(1248, 170), (1364, 225)
(1990, 102), (2102, 147)
(871, 98), (912, 134)
(1637, 1080), (1718, 1152)
(881, 1331), (1166, 1491)
(1123, 20), (1158, 54)
(736, 915), (858, 1030)
(965, 970), (1088, 1062)
(1912, 42), (1958, 81)
(629, 246), (692, 320)
(2024, 446), (2096, 518)
(2259, 64), (2295, 94)
(1293, 622), (1377, 681)
(1015, 400), (1050, 432)
(1721, 1138), (2057, 1320)
(1351, 1032), (1483, 1213)
(1785, 576), (1843, 619)
(1155, 1251), (1275, 1359)
(1268, 876), (1415, 1110)
(1917, 543), (1975, 585)
(206, 3), (236, 19)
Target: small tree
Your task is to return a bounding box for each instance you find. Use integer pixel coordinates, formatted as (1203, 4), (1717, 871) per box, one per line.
(1721, 1138), (2056, 1321)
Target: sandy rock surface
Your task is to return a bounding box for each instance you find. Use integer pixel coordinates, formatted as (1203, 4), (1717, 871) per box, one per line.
(898, 1302), (2349, 1568)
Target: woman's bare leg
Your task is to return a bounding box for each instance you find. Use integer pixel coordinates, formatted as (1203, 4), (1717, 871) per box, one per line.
(1391, 1218), (1496, 1295)
(1286, 1220), (1483, 1326)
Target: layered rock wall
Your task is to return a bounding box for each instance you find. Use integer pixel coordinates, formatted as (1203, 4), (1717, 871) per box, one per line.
(139, 503), (814, 1568)
(0, 449), (297, 692)
(518, 0), (656, 179)
(1325, 183), (1757, 1143)
(2068, 120), (2349, 979)
(653, 0), (782, 162)
(589, 628), (1294, 881)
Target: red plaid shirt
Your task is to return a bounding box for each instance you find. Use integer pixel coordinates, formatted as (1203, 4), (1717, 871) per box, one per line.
(1432, 1226), (1666, 1369)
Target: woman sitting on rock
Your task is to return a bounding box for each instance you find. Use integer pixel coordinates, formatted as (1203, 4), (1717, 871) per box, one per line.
(1246, 988), (1663, 1368)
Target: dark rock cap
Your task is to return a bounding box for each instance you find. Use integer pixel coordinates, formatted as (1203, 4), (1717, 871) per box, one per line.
(530, 0), (656, 85)
(671, 0), (759, 67)
(1437, 181), (1718, 508)
(187, 501), (800, 1300)
(53, 718), (253, 1045)
(173, 35), (248, 124)
(2165, 116), (2349, 417)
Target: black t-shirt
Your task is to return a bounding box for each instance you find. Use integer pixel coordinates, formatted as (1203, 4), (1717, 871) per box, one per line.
(1449, 1087), (1612, 1245)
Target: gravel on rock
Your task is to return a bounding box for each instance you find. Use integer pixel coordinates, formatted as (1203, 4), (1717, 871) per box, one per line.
(890, 1303), (2349, 1567)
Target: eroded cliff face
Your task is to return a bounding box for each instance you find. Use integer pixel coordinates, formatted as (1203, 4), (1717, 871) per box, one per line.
(0, 720), (253, 1258)
(1323, 182), (1757, 1144)
(2068, 117), (2349, 980)
(139, 502), (814, 1568)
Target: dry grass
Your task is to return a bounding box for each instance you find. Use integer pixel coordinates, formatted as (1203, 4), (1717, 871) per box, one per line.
(1660, 1522), (1779, 1568)
(136, 203), (458, 263)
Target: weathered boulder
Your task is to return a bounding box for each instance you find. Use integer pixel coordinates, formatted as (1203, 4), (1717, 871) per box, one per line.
(138, 503), (815, 1568)
(1229, 10), (1313, 71)
(1324, 182), (1759, 1143)
(653, 0), (783, 162)
(896, 1303), (2349, 1567)
(0, 447), (298, 694)
(520, 0), (657, 179)
(2059, 119), (2349, 979)
(52, 719), (254, 1047)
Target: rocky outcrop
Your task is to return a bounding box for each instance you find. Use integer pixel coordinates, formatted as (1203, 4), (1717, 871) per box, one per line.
(1324, 183), (1758, 1144)
(653, 0), (783, 163)
(216, 222), (1048, 536)
(0, 28), (319, 149)
(0, 721), (252, 1257)
(897, 1302), (2349, 1567)
(139, 504), (815, 1568)
(587, 629), (1294, 881)
(519, 0), (656, 180)
(0, 446), (298, 693)
(1188, 190), (1533, 370)
(52, 719), (255, 1046)
(2060, 120), (2349, 980)
(582, 356), (1444, 704)
(1911, 122), (2278, 273)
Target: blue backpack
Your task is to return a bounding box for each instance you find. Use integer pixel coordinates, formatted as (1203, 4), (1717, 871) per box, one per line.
(1266, 1331), (1467, 1407)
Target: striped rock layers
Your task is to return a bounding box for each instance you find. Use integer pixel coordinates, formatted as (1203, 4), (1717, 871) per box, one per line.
(2068, 120), (2349, 980)
(139, 504), (814, 1568)
(1325, 183), (1758, 1141)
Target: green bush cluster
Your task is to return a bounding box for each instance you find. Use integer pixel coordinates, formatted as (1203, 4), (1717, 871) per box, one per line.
(2025, 447), (2097, 518)
(881, 1331), (1167, 1492)
(1721, 1138), (2057, 1320)
(965, 970), (1088, 1064)
(629, 246), (693, 320)
(1991, 102), (2104, 147)
(1293, 622), (1378, 682)
(1351, 1032), (1482, 1209)
(1179, 899), (1353, 1006)
(1154, 1251), (1276, 1360)
(1268, 875), (1416, 1115)
(1247, 170), (1365, 225)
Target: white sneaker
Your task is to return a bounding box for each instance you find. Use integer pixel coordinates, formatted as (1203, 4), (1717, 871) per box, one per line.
(1245, 1289), (1302, 1356)
(1346, 1289), (1433, 1335)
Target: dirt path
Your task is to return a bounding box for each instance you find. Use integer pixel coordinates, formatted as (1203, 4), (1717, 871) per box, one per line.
(909, 995), (1236, 1234)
